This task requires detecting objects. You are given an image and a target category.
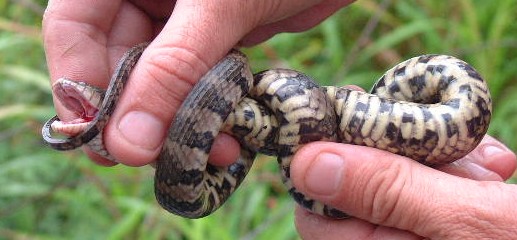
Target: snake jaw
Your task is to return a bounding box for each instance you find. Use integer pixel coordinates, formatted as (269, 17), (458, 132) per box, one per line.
(50, 119), (90, 136)
(51, 78), (103, 136)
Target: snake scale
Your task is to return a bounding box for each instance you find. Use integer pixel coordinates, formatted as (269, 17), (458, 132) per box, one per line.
(42, 42), (492, 219)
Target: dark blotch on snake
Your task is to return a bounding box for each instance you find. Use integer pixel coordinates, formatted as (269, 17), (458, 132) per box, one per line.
(394, 65), (406, 76)
(402, 112), (414, 123)
(427, 64), (445, 75)
(355, 102), (368, 112)
(289, 188), (313, 207)
(334, 88), (351, 101)
(389, 83), (401, 94)
(421, 107), (433, 122)
(200, 88), (234, 119)
(422, 129), (439, 146)
(157, 192), (204, 215)
(417, 54), (435, 63)
(446, 98), (461, 109)
(386, 122), (400, 141)
(438, 75), (457, 91)
(458, 62), (484, 81)
(179, 130), (215, 154)
(379, 100), (393, 113)
(274, 77), (316, 102)
(441, 113), (457, 138)
(408, 75), (426, 97)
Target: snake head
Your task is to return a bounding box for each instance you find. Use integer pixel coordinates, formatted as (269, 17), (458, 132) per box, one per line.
(50, 78), (105, 136)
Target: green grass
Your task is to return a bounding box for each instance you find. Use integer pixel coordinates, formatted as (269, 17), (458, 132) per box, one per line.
(1, 0), (516, 239)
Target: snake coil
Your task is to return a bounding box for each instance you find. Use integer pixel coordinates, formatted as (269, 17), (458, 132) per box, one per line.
(42, 44), (492, 219)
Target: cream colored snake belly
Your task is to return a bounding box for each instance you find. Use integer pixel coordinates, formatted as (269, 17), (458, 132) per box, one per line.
(42, 43), (492, 219)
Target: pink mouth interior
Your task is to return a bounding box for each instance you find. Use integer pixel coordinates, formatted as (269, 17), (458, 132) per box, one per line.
(54, 83), (99, 122)
(52, 83), (100, 136)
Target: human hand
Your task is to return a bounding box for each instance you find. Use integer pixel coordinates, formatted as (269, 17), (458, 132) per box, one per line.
(43, 0), (355, 166)
(291, 135), (517, 239)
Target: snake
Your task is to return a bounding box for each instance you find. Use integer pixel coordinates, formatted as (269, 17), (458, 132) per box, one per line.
(42, 42), (492, 219)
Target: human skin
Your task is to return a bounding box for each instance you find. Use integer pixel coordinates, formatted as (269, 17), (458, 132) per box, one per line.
(43, 1), (517, 239)
(292, 135), (517, 239)
(42, 0), (355, 166)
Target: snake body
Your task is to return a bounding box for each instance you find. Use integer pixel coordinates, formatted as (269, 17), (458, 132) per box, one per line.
(42, 43), (492, 219)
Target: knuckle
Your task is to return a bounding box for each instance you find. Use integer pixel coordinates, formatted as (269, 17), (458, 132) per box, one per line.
(359, 159), (414, 224)
(134, 46), (210, 117)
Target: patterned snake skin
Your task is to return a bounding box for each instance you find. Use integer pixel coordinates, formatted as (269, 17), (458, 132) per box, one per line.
(42, 43), (492, 219)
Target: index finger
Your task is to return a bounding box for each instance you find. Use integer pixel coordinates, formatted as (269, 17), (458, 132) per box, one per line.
(43, 0), (122, 119)
(43, 1), (154, 117)
(43, 0), (154, 165)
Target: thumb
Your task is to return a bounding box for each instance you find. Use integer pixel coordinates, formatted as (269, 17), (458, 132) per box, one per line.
(104, 1), (254, 166)
(291, 142), (517, 239)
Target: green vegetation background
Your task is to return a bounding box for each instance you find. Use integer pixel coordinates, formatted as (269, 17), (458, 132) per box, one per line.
(1, 0), (516, 239)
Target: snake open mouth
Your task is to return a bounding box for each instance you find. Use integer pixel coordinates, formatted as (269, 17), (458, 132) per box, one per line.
(50, 79), (103, 136)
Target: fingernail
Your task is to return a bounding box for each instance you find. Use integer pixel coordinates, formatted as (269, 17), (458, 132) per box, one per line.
(305, 152), (346, 196)
(118, 111), (165, 150)
(482, 145), (506, 158)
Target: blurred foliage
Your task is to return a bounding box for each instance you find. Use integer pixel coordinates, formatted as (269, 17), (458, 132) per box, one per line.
(1, 0), (516, 239)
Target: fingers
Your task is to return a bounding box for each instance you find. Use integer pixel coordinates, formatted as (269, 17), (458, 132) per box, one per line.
(291, 137), (517, 239)
(43, 0), (122, 119)
(102, 0), (350, 166)
(103, 1), (256, 166)
(44, 0), (354, 166)
(436, 135), (517, 181)
(43, 0), (152, 165)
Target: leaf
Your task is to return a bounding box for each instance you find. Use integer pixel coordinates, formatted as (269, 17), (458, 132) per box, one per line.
(358, 19), (444, 63)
